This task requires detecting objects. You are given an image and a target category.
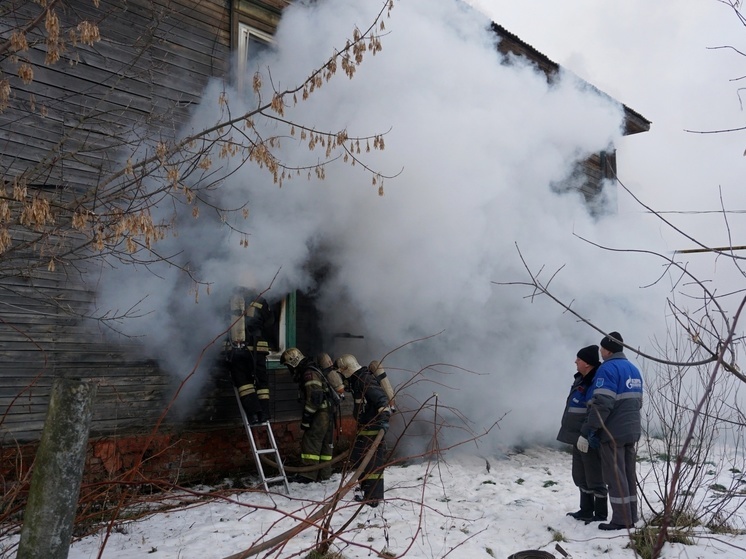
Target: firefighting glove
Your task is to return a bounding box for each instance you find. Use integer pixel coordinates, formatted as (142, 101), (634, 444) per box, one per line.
(378, 411), (391, 433)
(576, 436), (589, 453)
(587, 431), (600, 449)
(301, 411), (313, 431)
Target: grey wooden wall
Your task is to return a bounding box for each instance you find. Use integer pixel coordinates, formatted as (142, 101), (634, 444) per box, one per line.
(0, 0), (304, 444)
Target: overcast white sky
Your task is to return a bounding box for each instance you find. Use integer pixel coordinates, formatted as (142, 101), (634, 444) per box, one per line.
(470, 0), (746, 247)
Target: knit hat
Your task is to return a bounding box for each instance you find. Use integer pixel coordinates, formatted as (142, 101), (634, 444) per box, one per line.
(600, 331), (624, 354)
(576, 345), (600, 366)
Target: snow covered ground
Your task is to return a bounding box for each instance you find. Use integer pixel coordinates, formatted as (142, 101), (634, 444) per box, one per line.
(33, 445), (746, 559)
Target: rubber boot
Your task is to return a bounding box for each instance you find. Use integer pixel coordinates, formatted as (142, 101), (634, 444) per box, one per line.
(360, 476), (383, 507)
(259, 399), (272, 423)
(590, 495), (608, 522)
(239, 394), (261, 425)
(567, 491), (594, 521)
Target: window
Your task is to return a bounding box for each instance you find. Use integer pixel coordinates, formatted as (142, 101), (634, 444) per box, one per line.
(235, 23), (273, 94)
(268, 295), (293, 362)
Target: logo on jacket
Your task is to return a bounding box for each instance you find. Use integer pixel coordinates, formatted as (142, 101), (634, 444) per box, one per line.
(626, 378), (642, 391)
(595, 378), (604, 388)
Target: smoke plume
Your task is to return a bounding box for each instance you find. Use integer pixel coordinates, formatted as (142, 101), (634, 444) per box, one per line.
(98, 0), (670, 451)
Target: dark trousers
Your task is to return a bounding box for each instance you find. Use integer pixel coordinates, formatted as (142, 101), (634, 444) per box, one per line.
(228, 348), (269, 420)
(300, 408), (334, 481)
(351, 429), (386, 502)
(600, 441), (638, 526)
(253, 351), (270, 419)
(572, 445), (607, 498)
(571, 445), (608, 518)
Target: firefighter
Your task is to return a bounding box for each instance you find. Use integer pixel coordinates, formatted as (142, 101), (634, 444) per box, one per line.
(317, 352), (345, 443)
(317, 353), (346, 400)
(280, 348), (335, 483)
(335, 353), (391, 507)
(226, 288), (274, 424)
(368, 360), (396, 412)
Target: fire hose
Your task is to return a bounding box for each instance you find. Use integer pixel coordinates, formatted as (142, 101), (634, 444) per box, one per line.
(260, 449), (350, 473)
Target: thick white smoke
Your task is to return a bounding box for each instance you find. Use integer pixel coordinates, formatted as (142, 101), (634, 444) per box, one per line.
(98, 0), (671, 451)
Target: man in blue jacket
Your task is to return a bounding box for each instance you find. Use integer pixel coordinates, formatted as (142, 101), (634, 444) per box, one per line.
(557, 345), (607, 523)
(579, 331), (643, 531)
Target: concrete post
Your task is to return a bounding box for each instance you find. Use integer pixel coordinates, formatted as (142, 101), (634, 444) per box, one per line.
(17, 377), (96, 559)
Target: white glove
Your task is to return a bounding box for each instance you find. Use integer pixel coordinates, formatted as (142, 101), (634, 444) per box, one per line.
(577, 436), (589, 453)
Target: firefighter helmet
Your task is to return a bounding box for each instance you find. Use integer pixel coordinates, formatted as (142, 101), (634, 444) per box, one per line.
(335, 353), (362, 378)
(316, 352), (333, 370)
(280, 347), (304, 369)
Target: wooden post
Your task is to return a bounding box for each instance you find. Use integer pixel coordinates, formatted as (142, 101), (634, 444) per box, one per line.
(17, 377), (96, 559)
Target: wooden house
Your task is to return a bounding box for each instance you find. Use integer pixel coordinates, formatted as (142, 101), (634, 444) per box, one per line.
(0, 0), (650, 488)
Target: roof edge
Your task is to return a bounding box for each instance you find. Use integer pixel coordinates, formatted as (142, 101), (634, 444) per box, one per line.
(489, 22), (651, 136)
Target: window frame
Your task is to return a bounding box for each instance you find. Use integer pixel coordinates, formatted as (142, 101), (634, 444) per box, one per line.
(235, 22), (274, 94)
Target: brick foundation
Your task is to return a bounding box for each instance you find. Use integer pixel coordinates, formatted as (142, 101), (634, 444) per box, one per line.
(2, 417), (358, 501)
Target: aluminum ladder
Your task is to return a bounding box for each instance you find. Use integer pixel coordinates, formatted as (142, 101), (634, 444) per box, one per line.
(233, 388), (290, 493)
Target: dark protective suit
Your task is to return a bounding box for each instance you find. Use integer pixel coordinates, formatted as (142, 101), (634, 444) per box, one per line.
(581, 352), (643, 527)
(319, 359), (345, 437)
(295, 358), (335, 482)
(226, 291), (274, 423)
(557, 366), (607, 520)
(347, 366), (391, 504)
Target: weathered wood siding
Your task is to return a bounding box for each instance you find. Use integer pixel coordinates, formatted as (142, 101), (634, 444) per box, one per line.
(0, 0), (307, 445)
(233, 0), (288, 37)
(0, 0), (231, 186)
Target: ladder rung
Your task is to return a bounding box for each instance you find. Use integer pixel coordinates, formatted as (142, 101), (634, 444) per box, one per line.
(256, 449), (277, 455)
(263, 476), (287, 483)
